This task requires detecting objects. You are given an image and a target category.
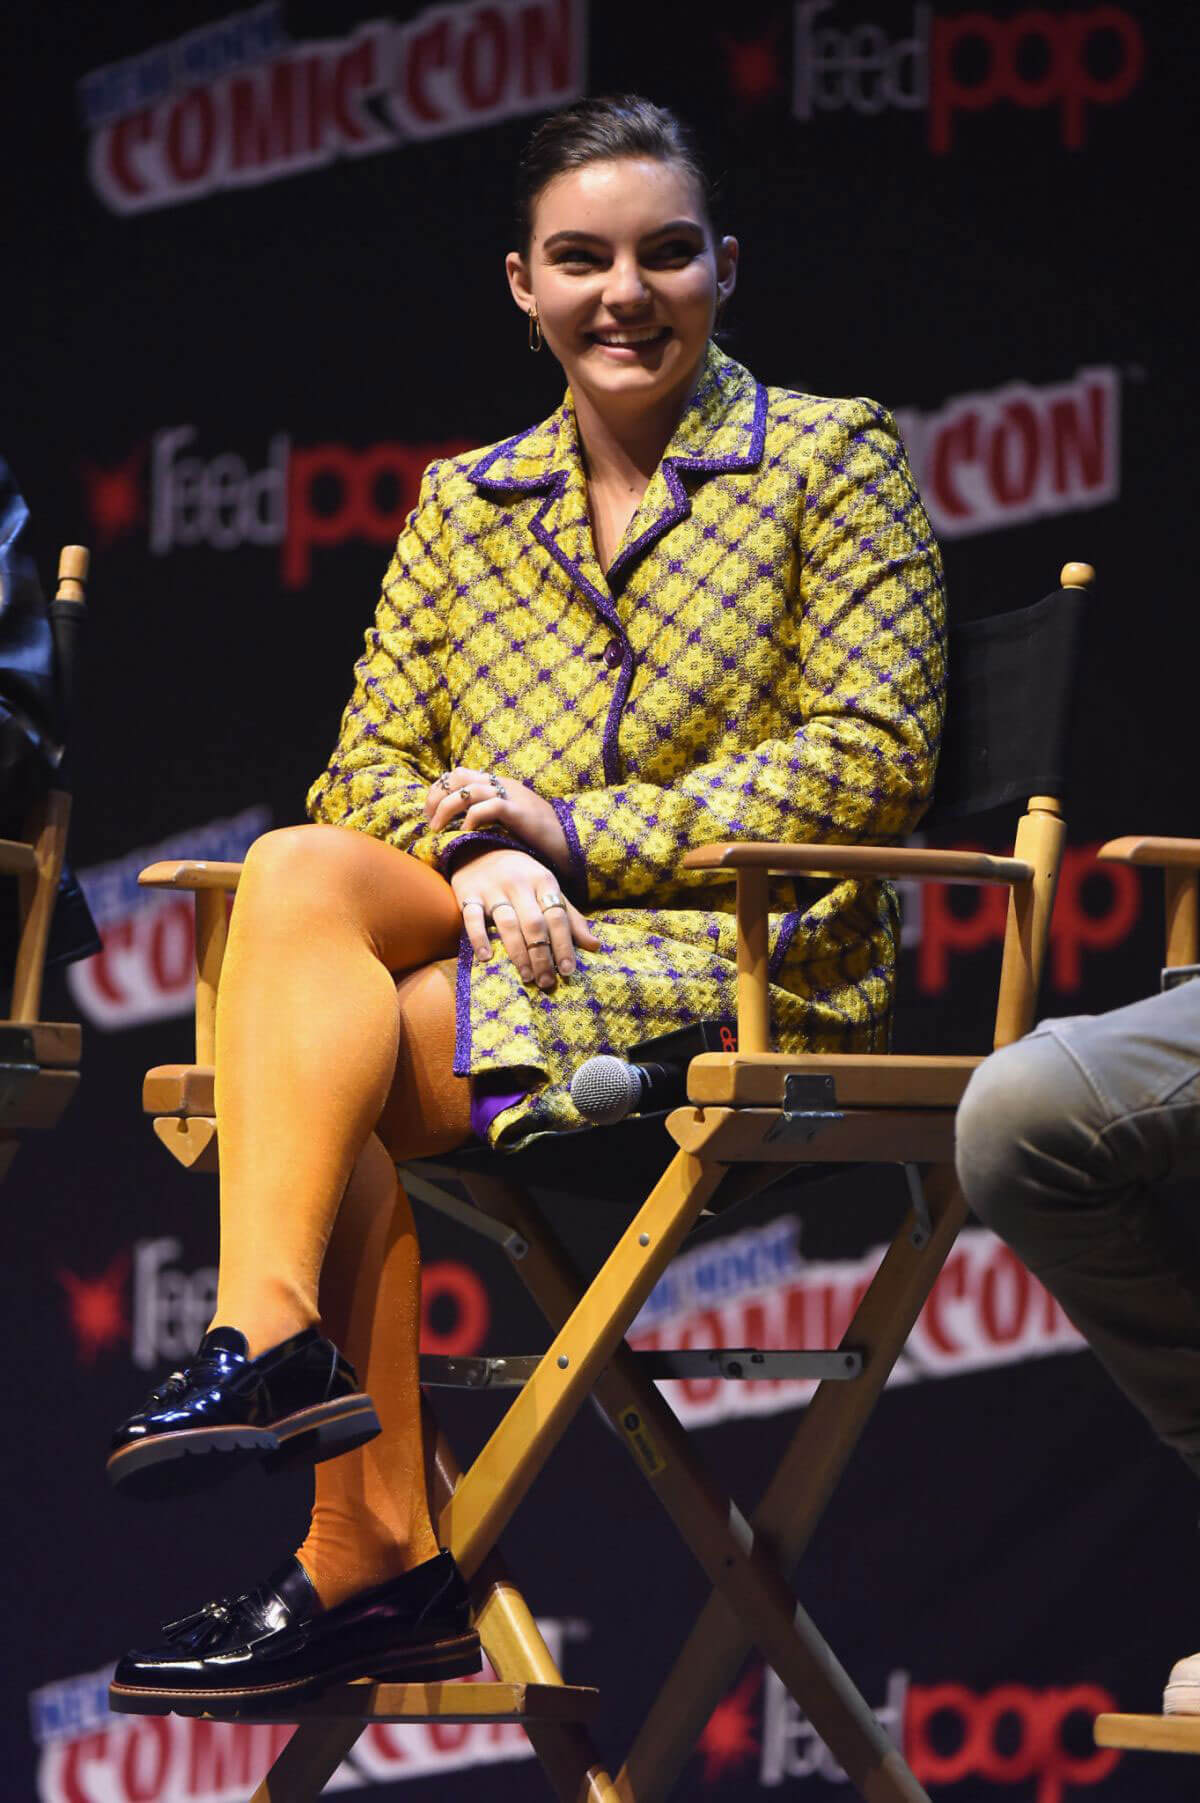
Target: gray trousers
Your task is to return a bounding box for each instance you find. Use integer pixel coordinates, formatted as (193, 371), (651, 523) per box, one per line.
(955, 982), (1200, 1477)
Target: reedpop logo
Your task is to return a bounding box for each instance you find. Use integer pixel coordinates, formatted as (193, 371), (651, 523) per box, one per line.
(790, 3), (1144, 150)
(81, 426), (470, 588)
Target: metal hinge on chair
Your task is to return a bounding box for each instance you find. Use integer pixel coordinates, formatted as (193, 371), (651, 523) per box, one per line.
(420, 1346), (863, 1388)
(762, 1073), (844, 1146)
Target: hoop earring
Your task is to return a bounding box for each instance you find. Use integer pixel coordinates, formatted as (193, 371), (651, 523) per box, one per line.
(528, 306), (543, 353)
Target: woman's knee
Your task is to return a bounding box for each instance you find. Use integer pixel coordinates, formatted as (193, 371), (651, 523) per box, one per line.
(238, 823), (372, 905)
(955, 1033), (1103, 1238)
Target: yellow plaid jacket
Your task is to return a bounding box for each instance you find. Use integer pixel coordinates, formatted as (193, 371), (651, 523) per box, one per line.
(308, 344), (946, 1146)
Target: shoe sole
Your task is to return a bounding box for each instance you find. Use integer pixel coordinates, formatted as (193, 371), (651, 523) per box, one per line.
(107, 1395), (381, 1499)
(107, 1632), (483, 1717)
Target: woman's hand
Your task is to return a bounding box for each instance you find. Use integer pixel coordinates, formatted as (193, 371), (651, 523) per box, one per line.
(450, 848), (600, 991)
(425, 767), (570, 872)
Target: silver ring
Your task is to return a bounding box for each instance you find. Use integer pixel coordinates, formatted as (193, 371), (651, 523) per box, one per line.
(459, 897), (486, 911)
(438, 773), (453, 794)
(539, 891), (566, 911)
(526, 938), (551, 949)
(459, 786), (472, 802)
(488, 775), (508, 798)
(491, 900), (517, 915)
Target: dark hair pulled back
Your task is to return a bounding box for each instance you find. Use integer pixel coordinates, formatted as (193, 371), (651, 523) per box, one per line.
(515, 94), (719, 253)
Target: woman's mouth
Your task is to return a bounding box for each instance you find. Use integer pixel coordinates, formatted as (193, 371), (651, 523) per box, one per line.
(588, 326), (672, 359)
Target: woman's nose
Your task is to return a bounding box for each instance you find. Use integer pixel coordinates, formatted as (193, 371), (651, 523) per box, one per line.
(601, 258), (650, 309)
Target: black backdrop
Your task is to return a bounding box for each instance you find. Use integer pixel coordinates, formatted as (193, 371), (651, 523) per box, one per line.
(6, 3), (1200, 1799)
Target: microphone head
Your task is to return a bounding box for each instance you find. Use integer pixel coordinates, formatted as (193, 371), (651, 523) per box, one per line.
(570, 1055), (640, 1125)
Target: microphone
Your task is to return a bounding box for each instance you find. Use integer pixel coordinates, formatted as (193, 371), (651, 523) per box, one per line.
(570, 1022), (739, 1125)
(570, 1056), (687, 1125)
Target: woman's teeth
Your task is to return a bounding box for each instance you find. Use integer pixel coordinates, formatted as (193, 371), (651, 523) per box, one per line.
(592, 328), (669, 346)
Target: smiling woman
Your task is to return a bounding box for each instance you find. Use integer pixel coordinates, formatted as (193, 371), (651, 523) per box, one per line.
(505, 102), (737, 568)
(105, 94), (948, 1722)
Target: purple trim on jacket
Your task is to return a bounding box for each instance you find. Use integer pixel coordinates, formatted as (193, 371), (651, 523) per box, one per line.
(437, 829), (529, 876)
(451, 928), (474, 1078)
(768, 911), (801, 981)
(550, 797), (588, 908)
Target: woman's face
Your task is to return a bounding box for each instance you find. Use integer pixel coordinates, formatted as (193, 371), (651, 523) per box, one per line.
(506, 157), (737, 417)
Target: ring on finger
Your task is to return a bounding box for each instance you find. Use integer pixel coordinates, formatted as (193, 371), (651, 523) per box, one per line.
(459, 896), (485, 911)
(491, 900), (517, 915)
(489, 776), (508, 798)
(437, 773), (453, 794)
(539, 890), (566, 911)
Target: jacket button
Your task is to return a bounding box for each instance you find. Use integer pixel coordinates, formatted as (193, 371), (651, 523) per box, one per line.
(602, 638), (623, 669)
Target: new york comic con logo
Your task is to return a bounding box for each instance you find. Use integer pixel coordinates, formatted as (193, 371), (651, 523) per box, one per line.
(78, 0), (585, 215)
(724, 3), (1144, 150)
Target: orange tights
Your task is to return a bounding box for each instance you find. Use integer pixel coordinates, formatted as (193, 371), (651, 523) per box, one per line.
(209, 824), (471, 1607)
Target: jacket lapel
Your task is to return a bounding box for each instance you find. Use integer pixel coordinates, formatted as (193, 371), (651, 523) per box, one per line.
(469, 397), (618, 631)
(467, 343), (768, 619)
(605, 343), (767, 588)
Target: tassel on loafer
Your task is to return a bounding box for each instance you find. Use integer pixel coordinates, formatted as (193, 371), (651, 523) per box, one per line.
(108, 1551), (481, 1716)
(107, 1325), (380, 1499)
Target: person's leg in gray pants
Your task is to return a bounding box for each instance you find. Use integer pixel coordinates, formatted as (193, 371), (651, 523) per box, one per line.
(955, 982), (1200, 1707)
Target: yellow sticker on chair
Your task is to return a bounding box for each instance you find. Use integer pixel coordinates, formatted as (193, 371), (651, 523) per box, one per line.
(619, 1407), (666, 1477)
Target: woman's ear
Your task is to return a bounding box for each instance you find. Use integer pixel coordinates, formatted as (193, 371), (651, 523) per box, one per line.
(716, 236), (739, 309)
(505, 251), (534, 314)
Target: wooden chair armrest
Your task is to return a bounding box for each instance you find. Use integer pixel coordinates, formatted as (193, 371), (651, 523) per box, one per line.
(681, 842), (1032, 886)
(0, 839), (38, 875)
(135, 865), (239, 1064)
(1097, 837), (1200, 870)
(1099, 838), (1200, 968)
(138, 860), (244, 890)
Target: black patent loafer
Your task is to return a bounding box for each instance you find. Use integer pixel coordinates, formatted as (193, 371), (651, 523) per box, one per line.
(107, 1325), (380, 1498)
(108, 1551), (481, 1716)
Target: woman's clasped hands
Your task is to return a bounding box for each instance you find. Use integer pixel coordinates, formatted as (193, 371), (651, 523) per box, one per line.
(424, 767), (599, 990)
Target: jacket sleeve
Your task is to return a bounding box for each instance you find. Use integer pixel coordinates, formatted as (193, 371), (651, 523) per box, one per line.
(306, 463), (516, 873)
(550, 403), (947, 908)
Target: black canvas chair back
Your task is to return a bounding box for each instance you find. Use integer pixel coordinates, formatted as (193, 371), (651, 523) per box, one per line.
(930, 582), (1089, 823)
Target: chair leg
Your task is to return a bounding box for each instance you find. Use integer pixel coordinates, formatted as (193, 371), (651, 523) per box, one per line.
(439, 1147), (726, 1578)
(246, 1720), (364, 1802)
(464, 1170), (943, 1802)
(248, 1403), (622, 1803)
(428, 1411), (625, 1803)
(614, 1164), (968, 1802)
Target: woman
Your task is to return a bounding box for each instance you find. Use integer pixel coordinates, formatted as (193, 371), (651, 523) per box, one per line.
(107, 95), (946, 1714)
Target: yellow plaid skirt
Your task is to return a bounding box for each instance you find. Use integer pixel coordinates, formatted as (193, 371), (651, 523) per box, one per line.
(457, 878), (897, 1148)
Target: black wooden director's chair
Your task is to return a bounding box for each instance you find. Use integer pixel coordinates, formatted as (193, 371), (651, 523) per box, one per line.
(137, 560), (1094, 1803)
(0, 546), (90, 1184)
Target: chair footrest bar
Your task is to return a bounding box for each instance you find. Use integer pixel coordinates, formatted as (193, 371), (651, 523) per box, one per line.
(235, 1681), (600, 1725)
(420, 1348), (862, 1388)
(1094, 1714), (1200, 1754)
(404, 1168), (529, 1258)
